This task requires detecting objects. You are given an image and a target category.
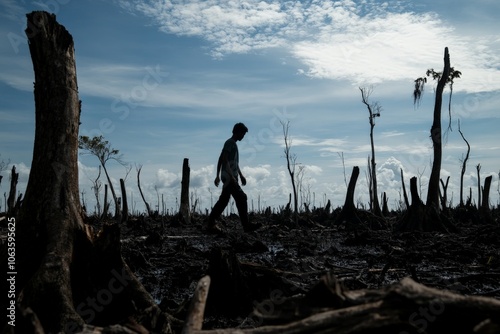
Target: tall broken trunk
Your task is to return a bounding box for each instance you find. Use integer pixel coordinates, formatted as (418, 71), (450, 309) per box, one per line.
(1, 12), (168, 333)
(426, 47), (450, 210)
(180, 158), (191, 224)
(12, 11), (86, 331)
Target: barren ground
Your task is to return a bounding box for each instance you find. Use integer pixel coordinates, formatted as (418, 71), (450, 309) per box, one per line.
(94, 208), (500, 332)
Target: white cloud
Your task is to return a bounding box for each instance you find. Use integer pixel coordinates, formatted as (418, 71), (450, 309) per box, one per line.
(156, 168), (179, 188)
(119, 0), (500, 92)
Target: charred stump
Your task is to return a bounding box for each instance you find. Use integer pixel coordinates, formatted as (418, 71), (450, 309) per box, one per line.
(397, 177), (425, 231)
(0, 11), (170, 333)
(382, 192), (389, 216)
(335, 166), (386, 230)
(205, 247), (254, 317)
(397, 177), (454, 232)
(335, 166), (363, 228)
(480, 175), (494, 224)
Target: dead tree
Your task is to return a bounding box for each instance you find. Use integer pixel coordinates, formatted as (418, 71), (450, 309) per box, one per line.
(102, 183), (110, 219)
(413, 47), (461, 211)
(458, 119), (470, 207)
(120, 178), (128, 222)
(402, 48), (462, 231)
(281, 120), (299, 226)
(359, 87), (382, 216)
(424, 48), (450, 210)
(6, 165), (19, 216)
(79, 135), (124, 221)
(0, 155), (9, 189)
(180, 158), (191, 223)
(91, 165), (103, 216)
(0, 12), (169, 333)
(400, 168), (410, 210)
(136, 164), (152, 216)
(439, 176), (450, 210)
(477, 164), (482, 209)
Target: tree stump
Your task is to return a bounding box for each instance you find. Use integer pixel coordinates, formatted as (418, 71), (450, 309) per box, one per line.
(335, 166), (363, 228)
(0, 11), (170, 333)
(397, 177), (455, 232)
(480, 175), (494, 224)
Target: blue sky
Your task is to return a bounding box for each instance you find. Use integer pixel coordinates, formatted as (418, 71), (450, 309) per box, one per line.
(1, 0), (499, 214)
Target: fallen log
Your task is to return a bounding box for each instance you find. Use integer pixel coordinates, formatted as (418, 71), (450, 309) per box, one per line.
(190, 276), (500, 334)
(182, 276), (211, 333)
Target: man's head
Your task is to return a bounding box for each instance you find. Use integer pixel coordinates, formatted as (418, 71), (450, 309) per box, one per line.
(232, 122), (248, 141)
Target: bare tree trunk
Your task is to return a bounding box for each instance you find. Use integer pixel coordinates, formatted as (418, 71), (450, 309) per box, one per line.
(426, 47), (450, 210)
(397, 177), (425, 231)
(120, 178), (128, 222)
(180, 158), (191, 223)
(281, 121), (298, 225)
(7, 165), (19, 216)
(182, 276), (211, 334)
(479, 175), (493, 224)
(137, 165), (152, 216)
(11, 11), (87, 331)
(458, 120), (470, 207)
(359, 87), (382, 216)
(382, 192), (389, 216)
(335, 166), (364, 228)
(367, 157), (373, 211)
(102, 183), (109, 219)
(344, 166), (359, 213)
(102, 165), (120, 220)
(477, 164), (482, 209)
(92, 165), (102, 216)
(1, 12), (168, 333)
(400, 168), (410, 210)
(481, 175), (492, 210)
(439, 176), (450, 210)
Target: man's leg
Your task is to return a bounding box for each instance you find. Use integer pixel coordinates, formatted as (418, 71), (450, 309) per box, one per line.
(208, 184), (232, 226)
(231, 183), (249, 226)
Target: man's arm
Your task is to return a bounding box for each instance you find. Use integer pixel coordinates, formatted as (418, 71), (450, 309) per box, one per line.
(238, 167), (246, 186)
(214, 151), (223, 187)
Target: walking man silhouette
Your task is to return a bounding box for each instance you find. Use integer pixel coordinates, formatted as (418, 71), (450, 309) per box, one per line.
(208, 123), (261, 233)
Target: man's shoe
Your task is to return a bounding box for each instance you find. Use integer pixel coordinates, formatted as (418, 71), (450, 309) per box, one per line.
(243, 222), (262, 233)
(207, 222), (223, 234)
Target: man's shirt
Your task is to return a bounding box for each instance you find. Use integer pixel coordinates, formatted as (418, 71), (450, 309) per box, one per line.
(221, 138), (239, 184)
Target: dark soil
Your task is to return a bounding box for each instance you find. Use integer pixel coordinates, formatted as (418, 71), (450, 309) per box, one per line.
(100, 208), (500, 332)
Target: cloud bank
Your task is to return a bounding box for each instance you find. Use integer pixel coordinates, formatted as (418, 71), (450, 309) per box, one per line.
(118, 0), (500, 92)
